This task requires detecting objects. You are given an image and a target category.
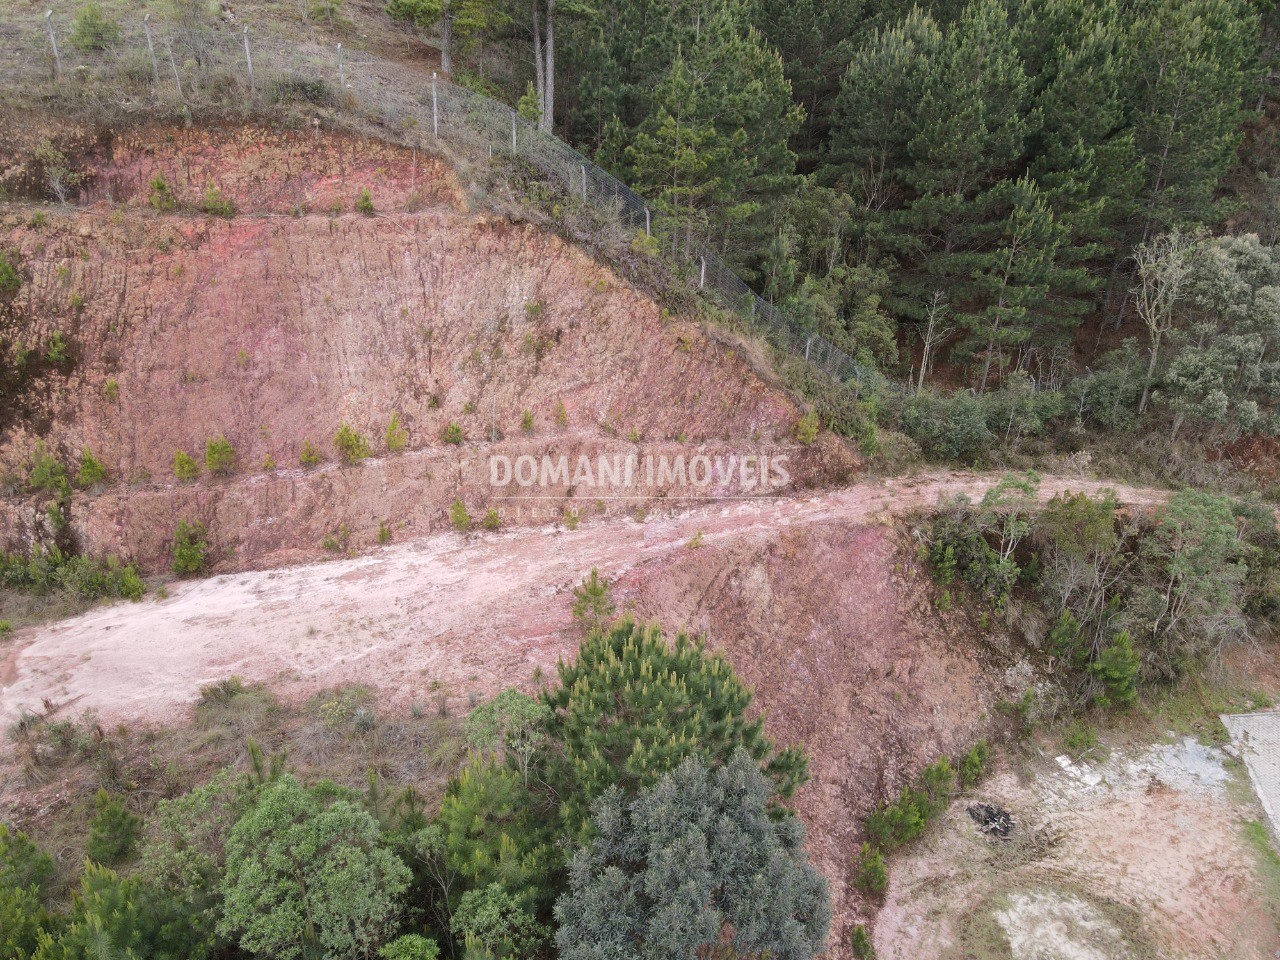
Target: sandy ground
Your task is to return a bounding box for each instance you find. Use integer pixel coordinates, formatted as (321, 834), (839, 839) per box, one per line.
(0, 471), (1165, 727)
(875, 737), (1280, 960)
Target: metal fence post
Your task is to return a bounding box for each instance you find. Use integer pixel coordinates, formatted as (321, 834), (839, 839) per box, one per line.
(432, 72), (439, 136)
(580, 164), (587, 202)
(337, 43), (345, 88)
(142, 15), (160, 85)
(511, 110), (517, 153)
(43, 11), (62, 78)
(165, 38), (184, 100)
(700, 258), (706, 290)
(242, 26), (255, 95)
(645, 207), (651, 237)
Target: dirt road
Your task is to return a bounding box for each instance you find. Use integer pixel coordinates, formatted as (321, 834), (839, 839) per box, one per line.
(0, 471), (1166, 727)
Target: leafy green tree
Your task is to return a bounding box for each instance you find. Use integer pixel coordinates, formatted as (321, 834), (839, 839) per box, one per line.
(465, 689), (552, 785)
(86, 789), (141, 866)
(554, 750), (830, 960)
(1128, 489), (1248, 676)
(451, 883), (547, 957)
(543, 618), (808, 832)
(218, 775), (411, 960)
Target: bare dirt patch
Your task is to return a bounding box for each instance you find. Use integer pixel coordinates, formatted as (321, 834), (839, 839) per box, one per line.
(876, 738), (1280, 960)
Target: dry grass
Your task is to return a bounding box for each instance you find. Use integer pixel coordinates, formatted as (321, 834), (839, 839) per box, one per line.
(3, 677), (467, 892)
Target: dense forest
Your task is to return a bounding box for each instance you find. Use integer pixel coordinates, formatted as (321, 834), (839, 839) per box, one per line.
(389, 0), (1280, 460)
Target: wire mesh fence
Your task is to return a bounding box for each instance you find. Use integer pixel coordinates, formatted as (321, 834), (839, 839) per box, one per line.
(0, 8), (890, 402)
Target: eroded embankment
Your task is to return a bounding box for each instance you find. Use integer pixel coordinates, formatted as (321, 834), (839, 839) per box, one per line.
(0, 125), (853, 570)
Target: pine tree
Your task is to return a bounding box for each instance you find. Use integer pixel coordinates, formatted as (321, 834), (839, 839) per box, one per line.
(1124, 0), (1261, 239)
(1089, 629), (1141, 707)
(86, 789), (141, 866)
(542, 618), (808, 831)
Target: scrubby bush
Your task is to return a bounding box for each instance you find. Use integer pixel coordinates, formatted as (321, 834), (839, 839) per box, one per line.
(865, 758), (955, 850)
(957, 740), (989, 788)
(449, 498), (471, 531)
(850, 925), (876, 959)
(379, 935), (440, 960)
(173, 450), (200, 481)
(570, 568), (614, 635)
(481, 508), (502, 531)
(149, 174), (176, 211)
(300, 440), (323, 467)
(26, 443), (68, 495)
(205, 437), (236, 476)
(69, 2), (121, 49)
(794, 409), (820, 445)
(0, 547), (144, 601)
(520, 409), (534, 433)
(335, 423), (373, 464)
(86, 789), (141, 866)
(356, 188), (375, 215)
(442, 421), (464, 445)
(0, 251), (21, 297)
(199, 184), (236, 217)
(853, 843), (887, 895)
(76, 449), (108, 488)
(171, 520), (208, 575)
(384, 413), (408, 453)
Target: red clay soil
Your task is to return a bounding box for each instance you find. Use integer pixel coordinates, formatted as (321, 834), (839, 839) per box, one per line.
(0, 471), (1169, 958)
(0, 126), (853, 570)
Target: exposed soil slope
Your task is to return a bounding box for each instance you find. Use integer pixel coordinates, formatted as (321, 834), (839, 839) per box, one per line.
(0, 471), (1169, 957)
(0, 126), (851, 570)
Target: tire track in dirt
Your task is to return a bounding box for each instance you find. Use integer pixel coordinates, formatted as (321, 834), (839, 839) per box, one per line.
(0, 471), (1168, 728)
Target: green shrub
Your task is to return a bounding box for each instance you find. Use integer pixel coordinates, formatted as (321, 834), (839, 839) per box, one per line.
(957, 740), (989, 788)
(571, 567), (615, 635)
(356, 188), (375, 215)
(103, 378), (119, 401)
(450, 498), (471, 531)
(865, 758), (955, 850)
(379, 935), (440, 960)
(555, 401), (569, 427)
(1090, 630), (1141, 708)
(481, 508), (502, 531)
(45, 331), (71, 364)
(0, 547), (144, 601)
(148, 174), (175, 210)
(0, 620), (11, 638)
(172, 450), (200, 481)
(442, 421), (464, 445)
(171, 520), (208, 575)
(26, 443), (68, 494)
(300, 440), (323, 467)
(794, 409), (820, 445)
(384, 413), (408, 453)
(199, 184), (236, 217)
(563, 507), (582, 531)
(378, 519), (392, 544)
(205, 436), (236, 476)
(86, 789), (141, 865)
(321, 524), (351, 553)
(520, 409), (534, 433)
(1062, 721), (1099, 758)
(335, 423), (373, 464)
(853, 843), (887, 895)
(70, 2), (121, 49)
(850, 924), (876, 959)
(0, 251), (21, 297)
(75, 449), (108, 488)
